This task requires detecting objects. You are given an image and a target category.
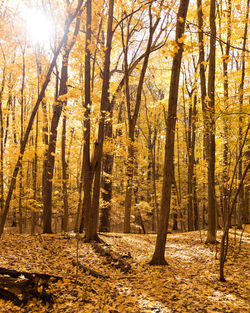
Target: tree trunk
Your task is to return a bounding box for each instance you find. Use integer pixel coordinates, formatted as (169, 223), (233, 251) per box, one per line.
(43, 13), (81, 233)
(193, 170), (199, 230)
(82, 0), (92, 233)
(99, 117), (113, 232)
(205, 0), (217, 244)
(149, 0), (189, 265)
(189, 94), (198, 231)
(197, 0), (208, 232)
(61, 113), (69, 232)
(176, 121), (185, 231)
(18, 170), (23, 234)
(42, 97), (49, 223)
(219, 228), (228, 282)
(75, 146), (84, 232)
(99, 66), (114, 232)
(0, 66), (5, 217)
(219, 152), (249, 281)
(31, 115), (38, 234)
(152, 140), (158, 231)
(197, 0), (208, 159)
(84, 0), (114, 241)
(217, 0), (231, 230)
(187, 99), (194, 231)
(238, 0), (249, 227)
(18, 50), (25, 234)
(124, 135), (134, 233)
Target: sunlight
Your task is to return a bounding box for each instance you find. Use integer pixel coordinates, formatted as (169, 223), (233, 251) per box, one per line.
(21, 6), (55, 46)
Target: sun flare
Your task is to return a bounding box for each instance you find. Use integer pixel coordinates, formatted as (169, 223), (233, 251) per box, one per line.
(21, 7), (55, 46)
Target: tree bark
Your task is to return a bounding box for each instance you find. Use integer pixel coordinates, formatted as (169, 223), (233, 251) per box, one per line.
(197, 0), (208, 159)
(187, 93), (198, 231)
(99, 116), (113, 232)
(43, 12), (81, 233)
(238, 0), (249, 227)
(84, 0), (114, 241)
(187, 100), (194, 231)
(61, 113), (69, 232)
(18, 50), (25, 234)
(197, 0), (208, 231)
(0, 65), (5, 217)
(149, 0), (189, 265)
(205, 0), (217, 244)
(82, 0), (92, 233)
(217, 0), (231, 230)
(31, 114), (39, 234)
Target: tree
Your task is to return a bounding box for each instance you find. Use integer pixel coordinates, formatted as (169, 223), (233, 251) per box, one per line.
(205, 0), (217, 244)
(197, 0), (208, 231)
(238, 0), (249, 228)
(0, 1), (84, 236)
(150, 0), (190, 265)
(0, 0), (248, 242)
(43, 7), (81, 234)
(80, 0), (92, 234)
(219, 124), (249, 281)
(83, 0), (114, 241)
(122, 2), (162, 233)
(217, 0), (231, 231)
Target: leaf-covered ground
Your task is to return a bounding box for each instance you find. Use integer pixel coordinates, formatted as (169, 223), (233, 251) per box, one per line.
(0, 229), (249, 312)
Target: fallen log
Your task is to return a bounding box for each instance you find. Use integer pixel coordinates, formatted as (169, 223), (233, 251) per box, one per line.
(0, 288), (23, 306)
(0, 267), (62, 282)
(0, 267), (62, 306)
(91, 242), (131, 273)
(72, 261), (109, 279)
(99, 233), (122, 238)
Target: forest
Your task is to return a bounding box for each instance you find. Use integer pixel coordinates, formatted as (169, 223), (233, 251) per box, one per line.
(0, 0), (249, 312)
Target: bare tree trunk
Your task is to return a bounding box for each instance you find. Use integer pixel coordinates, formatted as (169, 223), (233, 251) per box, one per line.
(84, 0), (114, 242)
(193, 171), (199, 230)
(205, 0), (217, 244)
(238, 0), (249, 228)
(187, 99), (194, 231)
(0, 66), (5, 217)
(42, 98), (49, 223)
(99, 43), (115, 232)
(43, 13), (81, 233)
(142, 94), (158, 231)
(18, 50), (26, 234)
(220, 153), (249, 281)
(31, 114), (38, 234)
(61, 113), (69, 232)
(152, 140), (158, 231)
(176, 121), (185, 231)
(197, 0), (208, 158)
(187, 93), (198, 231)
(31, 55), (42, 235)
(149, 0), (189, 265)
(197, 0), (207, 231)
(82, 0), (92, 233)
(217, 0), (231, 230)
(124, 136), (134, 233)
(99, 118), (113, 232)
(75, 146), (84, 232)
(219, 228), (228, 282)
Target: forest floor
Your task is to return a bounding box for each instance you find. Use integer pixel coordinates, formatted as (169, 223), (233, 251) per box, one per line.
(0, 228), (249, 313)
